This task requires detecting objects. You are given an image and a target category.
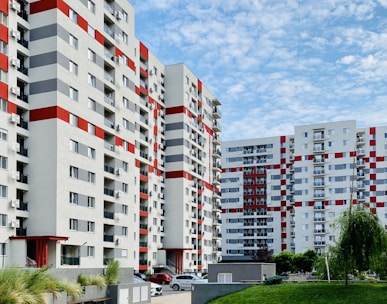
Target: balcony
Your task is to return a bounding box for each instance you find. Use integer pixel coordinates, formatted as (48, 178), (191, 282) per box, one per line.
(104, 24), (115, 38)
(104, 211), (114, 219)
(61, 256), (79, 265)
(313, 217), (326, 222)
(104, 235), (114, 242)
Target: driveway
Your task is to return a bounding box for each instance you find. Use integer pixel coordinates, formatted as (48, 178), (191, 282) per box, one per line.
(151, 292), (191, 304)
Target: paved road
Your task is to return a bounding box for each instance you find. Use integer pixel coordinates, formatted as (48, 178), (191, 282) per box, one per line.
(151, 285), (191, 304)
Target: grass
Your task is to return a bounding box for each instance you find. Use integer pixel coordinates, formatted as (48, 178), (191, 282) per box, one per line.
(207, 282), (387, 304)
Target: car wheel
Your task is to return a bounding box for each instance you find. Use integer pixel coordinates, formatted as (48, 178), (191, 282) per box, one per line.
(172, 284), (180, 291)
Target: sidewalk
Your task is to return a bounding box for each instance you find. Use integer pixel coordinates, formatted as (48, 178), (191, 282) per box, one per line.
(151, 292), (191, 304)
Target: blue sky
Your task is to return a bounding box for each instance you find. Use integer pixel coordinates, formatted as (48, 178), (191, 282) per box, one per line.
(130, 0), (387, 141)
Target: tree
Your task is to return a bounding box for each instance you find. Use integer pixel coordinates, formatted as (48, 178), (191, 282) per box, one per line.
(293, 250), (317, 273)
(336, 205), (387, 285)
(271, 251), (294, 274)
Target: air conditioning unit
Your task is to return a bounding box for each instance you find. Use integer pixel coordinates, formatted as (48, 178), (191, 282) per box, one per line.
(114, 213), (120, 221)
(11, 86), (20, 95)
(149, 191), (153, 196)
(10, 113), (20, 124)
(10, 57), (20, 68)
(149, 70), (153, 75)
(11, 142), (20, 152)
(11, 171), (20, 180)
(10, 1), (21, 12)
(116, 33), (123, 43)
(10, 199), (20, 208)
(149, 88), (153, 93)
(10, 29), (20, 40)
(148, 156), (153, 161)
(10, 220), (20, 228)
(116, 168), (122, 175)
(116, 124), (122, 131)
(115, 238), (121, 245)
(115, 191), (121, 198)
(115, 11), (123, 20)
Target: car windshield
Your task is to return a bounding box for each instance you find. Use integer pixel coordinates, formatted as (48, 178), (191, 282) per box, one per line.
(133, 277), (145, 283)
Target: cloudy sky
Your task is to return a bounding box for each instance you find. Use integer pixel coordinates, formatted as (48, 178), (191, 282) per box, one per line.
(130, 0), (387, 141)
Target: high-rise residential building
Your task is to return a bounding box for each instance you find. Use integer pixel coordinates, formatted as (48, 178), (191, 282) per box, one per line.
(221, 120), (387, 261)
(0, 0), (221, 274)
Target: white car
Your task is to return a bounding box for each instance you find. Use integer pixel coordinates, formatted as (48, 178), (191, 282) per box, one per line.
(170, 274), (208, 291)
(133, 277), (163, 296)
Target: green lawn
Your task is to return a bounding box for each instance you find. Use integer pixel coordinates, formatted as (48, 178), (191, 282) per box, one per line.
(207, 282), (387, 304)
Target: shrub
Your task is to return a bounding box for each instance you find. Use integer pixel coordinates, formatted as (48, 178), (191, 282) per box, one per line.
(104, 260), (120, 285)
(263, 275), (283, 285)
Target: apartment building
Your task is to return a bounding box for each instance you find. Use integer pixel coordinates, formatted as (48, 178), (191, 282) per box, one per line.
(221, 120), (387, 260)
(0, 0), (221, 274)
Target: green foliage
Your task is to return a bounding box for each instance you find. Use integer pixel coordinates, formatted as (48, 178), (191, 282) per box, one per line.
(0, 267), (82, 304)
(263, 275), (283, 285)
(77, 274), (106, 287)
(104, 259), (120, 285)
(271, 250), (317, 274)
(208, 282), (387, 304)
(336, 206), (387, 284)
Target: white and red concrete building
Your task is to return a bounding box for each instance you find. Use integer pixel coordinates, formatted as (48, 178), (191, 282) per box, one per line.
(221, 120), (387, 260)
(0, 0), (221, 274)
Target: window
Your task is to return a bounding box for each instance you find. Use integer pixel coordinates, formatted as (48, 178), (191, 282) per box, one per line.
(87, 221), (95, 232)
(0, 155), (7, 169)
(88, 49), (96, 62)
(123, 119), (130, 130)
(87, 196), (95, 208)
(87, 0), (95, 13)
(69, 192), (78, 204)
(88, 98), (96, 111)
(0, 214), (6, 226)
(123, 97), (130, 109)
(122, 75), (129, 87)
(0, 98), (7, 112)
(303, 236), (309, 242)
(69, 60), (78, 75)
(86, 246), (95, 257)
(69, 114), (78, 126)
(69, 87), (78, 101)
(0, 185), (7, 198)
(69, 34), (78, 49)
(0, 128), (7, 141)
(343, 140), (349, 146)
(122, 10), (128, 22)
(122, 183), (128, 193)
(87, 147), (95, 159)
(69, 219), (78, 230)
(302, 212), (308, 218)
(122, 227), (128, 236)
(123, 162), (128, 172)
(0, 11), (7, 26)
(0, 243), (6, 256)
(0, 41), (7, 55)
(122, 205), (128, 214)
(88, 73), (96, 87)
(88, 172), (95, 183)
(87, 25), (95, 37)
(69, 9), (78, 23)
(122, 32), (128, 44)
(217, 273), (232, 283)
(0, 69), (8, 82)
(303, 132), (308, 137)
(88, 123), (95, 135)
(70, 166), (79, 179)
(343, 127), (349, 134)
(69, 140), (78, 153)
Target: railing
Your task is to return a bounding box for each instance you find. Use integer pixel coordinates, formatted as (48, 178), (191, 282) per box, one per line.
(104, 235), (114, 242)
(104, 211), (114, 219)
(61, 256), (80, 265)
(104, 188), (114, 196)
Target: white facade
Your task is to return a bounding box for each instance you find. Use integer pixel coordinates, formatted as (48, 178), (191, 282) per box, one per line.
(222, 120), (387, 260)
(0, 0), (221, 274)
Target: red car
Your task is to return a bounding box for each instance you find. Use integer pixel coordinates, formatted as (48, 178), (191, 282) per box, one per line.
(147, 273), (172, 285)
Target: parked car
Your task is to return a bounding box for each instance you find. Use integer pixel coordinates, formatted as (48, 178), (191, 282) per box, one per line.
(133, 277), (163, 297)
(170, 274), (208, 291)
(134, 272), (147, 280)
(147, 272), (173, 285)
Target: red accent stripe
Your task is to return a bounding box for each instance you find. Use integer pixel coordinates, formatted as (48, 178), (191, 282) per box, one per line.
(370, 127), (376, 135)
(198, 79), (202, 92)
(30, 0), (69, 15)
(0, 53), (7, 72)
(77, 15), (88, 32)
(0, 1), (8, 14)
(0, 82), (7, 100)
(95, 30), (104, 45)
(8, 102), (16, 114)
(280, 136), (286, 143)
(128, 58), (136, 71)
(115, 137), (123, 146)
(166, 171), (186, 179)
(128, 143), (135, 153)
(140, 42), (149, 60)
(0, 24), (8, 44)
(30, 106), (70, 123)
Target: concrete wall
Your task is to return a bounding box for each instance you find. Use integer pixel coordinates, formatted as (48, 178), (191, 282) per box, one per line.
(192, 283), (253, 304)
(208, 263), (276, 283)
